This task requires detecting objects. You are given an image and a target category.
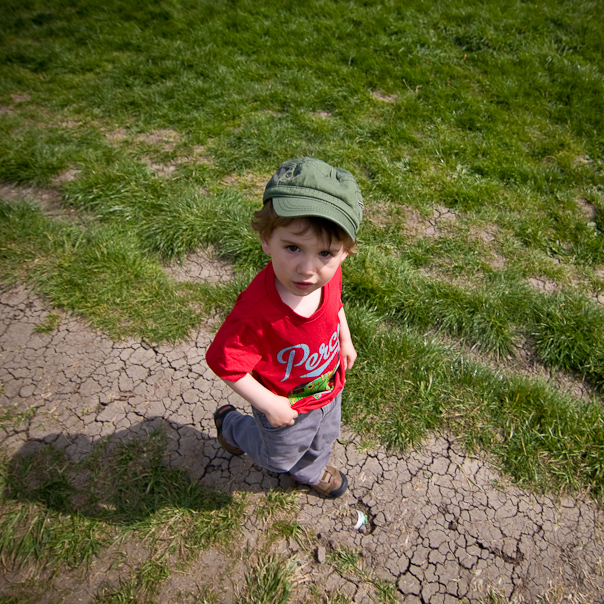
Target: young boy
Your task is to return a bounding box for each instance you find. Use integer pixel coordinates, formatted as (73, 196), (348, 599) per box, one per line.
(205, 157), (363, 498)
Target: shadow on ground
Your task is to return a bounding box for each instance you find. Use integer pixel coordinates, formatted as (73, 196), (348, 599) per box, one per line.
(2, 420), (244, 523)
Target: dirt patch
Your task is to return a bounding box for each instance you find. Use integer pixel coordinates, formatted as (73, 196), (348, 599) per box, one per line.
(106, 128), (128, 144)
(364, 201), (394, 228)
(11, 93), (30, 104)
(191, 145), (214, 164)
(372, 91), (397, 103)
(52, 168), (80, 185)
(402, 205), (458, 239)
(140, 145), (216, 177)
(439, 326), (598, 404)
(514, 336), (597, 402)
(106, 128), (181, 152)
(487, 254), (506, 270)
(576, 196), (598, 221)
(163, 247), (234, 284)
(136, 129), (179, 147)
(527, 276), (558, 294)
(472, 225), (498, 244)
(142, 158), (179, 177)
(221, 172), (271, 199)
(0, 183), (62, 213)
(0, 182), (84, 225)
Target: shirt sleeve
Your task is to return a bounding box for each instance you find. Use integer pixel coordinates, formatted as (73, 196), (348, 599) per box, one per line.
(205, 314), (263, 382)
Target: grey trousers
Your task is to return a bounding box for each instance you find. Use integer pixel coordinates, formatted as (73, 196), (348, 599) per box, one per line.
(221, 392), (342, 485)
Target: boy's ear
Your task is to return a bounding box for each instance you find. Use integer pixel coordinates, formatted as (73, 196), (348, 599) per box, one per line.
(260, 238), (271, 255)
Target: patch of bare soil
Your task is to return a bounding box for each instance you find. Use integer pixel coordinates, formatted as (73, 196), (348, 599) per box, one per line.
(52, 168), (81, 185)
(0, 528), (176, 604)
(141, 157), (179, 177)
(364, 200), (393, 228)
(135, 129), (180, 149)
(157, 547), (247, 604)
(191, 145), (214, 164)
(221, 172), (271, 199)
(105, 129), (214, 177)
(11, 93), (31, 103)
(576, 196), (598, 221)
(141, 147), (215, 177)
(0, 182), (69, 214)
(472, 223), (505, 270)
(163, 247), (234, 284)
(372, 91), (397, 103)
(106, 128), (181, 151)
(0, 182), (86, 225)
(527, 276), (558, 294)
(401, 204), (458, 239)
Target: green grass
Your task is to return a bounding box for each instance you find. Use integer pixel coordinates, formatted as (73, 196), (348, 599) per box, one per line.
(1, 0), (604, 597)
(236, 553), (297, 604)
(327, 546), (399, 603)
(0, 430), (244, 600)
(34, 311), (60, 333)
(344, 304), (604, 497)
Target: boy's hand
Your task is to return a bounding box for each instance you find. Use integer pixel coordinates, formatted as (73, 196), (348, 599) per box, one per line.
(264, 395), (299, 428)
(340, 339), (357, 370)
(338, 307), (356, 371)
(223, 374), (298, 428)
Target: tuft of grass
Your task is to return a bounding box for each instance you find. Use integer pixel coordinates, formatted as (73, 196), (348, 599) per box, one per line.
(326, 546), (398, 603)
(373, 579), (399, 604)
(270, 520), (310, 550)
(0, 405), (37, 433)
(532, 291), (604, 389)
(95, 559), (171, 603)
(328, 547), (361, 575)
(237, 553), (296, 604)
(256, 489), (299, 524)
(34, 312), (60, 333)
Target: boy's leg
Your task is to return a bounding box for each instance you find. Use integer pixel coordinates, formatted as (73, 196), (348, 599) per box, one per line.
(220, 393), (342, 483)
(287, 393), (341, 484)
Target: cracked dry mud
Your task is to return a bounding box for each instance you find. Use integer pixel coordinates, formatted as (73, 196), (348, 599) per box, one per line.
(1, 285), (604, 603)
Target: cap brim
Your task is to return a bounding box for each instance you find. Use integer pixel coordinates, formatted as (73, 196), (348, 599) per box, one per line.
(272, 196), (357, 241)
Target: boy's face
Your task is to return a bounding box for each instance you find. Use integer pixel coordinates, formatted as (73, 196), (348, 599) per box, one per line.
(261, 220), (348, 299)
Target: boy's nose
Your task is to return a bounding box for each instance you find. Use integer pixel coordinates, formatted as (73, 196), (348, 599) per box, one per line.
(297, 257), (315, 276)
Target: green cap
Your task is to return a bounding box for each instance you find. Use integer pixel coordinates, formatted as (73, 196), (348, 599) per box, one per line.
(263, 157), (363, 240)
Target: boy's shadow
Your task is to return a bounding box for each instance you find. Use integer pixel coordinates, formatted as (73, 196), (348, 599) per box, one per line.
(4, 418), (294, 523)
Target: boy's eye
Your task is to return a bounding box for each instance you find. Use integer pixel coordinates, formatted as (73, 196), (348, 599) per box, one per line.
(319, 250), (333, 258)
(286, 245), (300, 252)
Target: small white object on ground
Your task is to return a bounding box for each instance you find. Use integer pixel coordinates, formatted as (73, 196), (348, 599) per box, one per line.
(353, 510), (367, 530)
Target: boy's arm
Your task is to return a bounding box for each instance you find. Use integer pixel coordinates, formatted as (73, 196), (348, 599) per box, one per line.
(339, 307), (357, 370)
(223, 373), (298, 428)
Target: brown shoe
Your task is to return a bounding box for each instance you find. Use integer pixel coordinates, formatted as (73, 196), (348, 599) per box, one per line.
(214, 405), (244, 456)
(309, 466), (348, 498)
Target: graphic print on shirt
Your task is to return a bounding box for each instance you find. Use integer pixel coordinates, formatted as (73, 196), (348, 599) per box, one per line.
(286, 362), (339, 405)
(275, 325), (341, 405)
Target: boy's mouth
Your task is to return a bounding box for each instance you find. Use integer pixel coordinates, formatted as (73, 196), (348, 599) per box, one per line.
(293, 281), (314, 290)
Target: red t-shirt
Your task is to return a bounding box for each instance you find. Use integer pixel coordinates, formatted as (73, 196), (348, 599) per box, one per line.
(206, 262), (345, 413)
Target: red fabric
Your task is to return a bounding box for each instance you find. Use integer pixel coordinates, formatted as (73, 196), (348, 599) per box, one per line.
(206, 262), (345, 413)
